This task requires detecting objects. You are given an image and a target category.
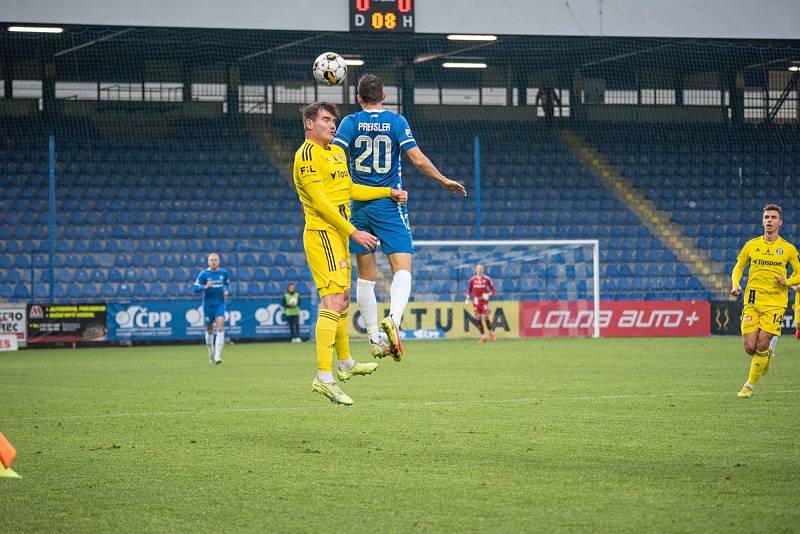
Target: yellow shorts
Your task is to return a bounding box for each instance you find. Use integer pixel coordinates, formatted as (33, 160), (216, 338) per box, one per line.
(740, 303), (784, 336)
(303, 228), (351, 297)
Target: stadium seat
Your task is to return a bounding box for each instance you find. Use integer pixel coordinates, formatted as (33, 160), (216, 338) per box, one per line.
(164, 282), (181, 297)
(12, 284), (31, 300)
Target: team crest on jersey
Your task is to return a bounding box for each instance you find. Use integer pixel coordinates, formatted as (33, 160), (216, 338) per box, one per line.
(776, 248), (784, 255)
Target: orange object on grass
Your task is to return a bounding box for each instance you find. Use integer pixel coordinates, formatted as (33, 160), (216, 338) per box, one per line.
(0, 432), (17, 469)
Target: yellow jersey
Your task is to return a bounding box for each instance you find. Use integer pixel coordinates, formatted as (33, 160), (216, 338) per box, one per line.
(292, 139), (390, 236)
(732, 236), (800, 308)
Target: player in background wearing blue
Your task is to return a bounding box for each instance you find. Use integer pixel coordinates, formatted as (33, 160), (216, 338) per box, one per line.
(193, 253), (230, 364)
(333, 74), (467, 360)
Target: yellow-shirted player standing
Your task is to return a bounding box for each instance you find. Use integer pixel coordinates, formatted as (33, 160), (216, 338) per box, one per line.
(292, 102), (408, 406)
(794, 288), (800, 340)
(730, 204), (800, 398)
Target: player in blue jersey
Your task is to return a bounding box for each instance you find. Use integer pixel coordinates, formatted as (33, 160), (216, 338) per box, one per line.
(333, 74), (467, 360)
(192, 253), (230, 364)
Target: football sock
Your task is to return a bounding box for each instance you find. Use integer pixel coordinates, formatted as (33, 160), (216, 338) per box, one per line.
(747, 350), (771, 384)
(317, 371), (334, 383)
(205, 332), (214, 356)
(316, 309), (340, 374)
(476, 320), (485, 335)
(338, 357), (355, 370)
(769, 335), (778, 350)
(214, 331), (224, 360)
(357, 278), (381, 342)
(484, 317), (494, 331)
(334, 311), (351, 362)
(389, 269), (412, 327)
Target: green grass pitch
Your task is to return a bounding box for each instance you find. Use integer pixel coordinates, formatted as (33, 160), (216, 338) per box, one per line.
(1, 337), (799, 532)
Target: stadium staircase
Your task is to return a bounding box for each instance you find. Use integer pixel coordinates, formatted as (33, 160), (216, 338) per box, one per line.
(247, 118), (294, 184)
(560, 129), (729, 298)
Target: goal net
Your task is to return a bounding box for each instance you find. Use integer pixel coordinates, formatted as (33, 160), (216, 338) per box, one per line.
(364, 240), (601, 339)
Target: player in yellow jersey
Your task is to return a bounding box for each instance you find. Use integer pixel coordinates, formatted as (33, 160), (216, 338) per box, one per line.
(292, 102), (408, 406)
(793, 286), (800, 340)
(730, 204), (800, 398)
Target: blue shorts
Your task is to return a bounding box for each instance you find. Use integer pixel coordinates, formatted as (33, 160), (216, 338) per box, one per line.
(350, 197), (414, 255)
(204, 301), (226, 325)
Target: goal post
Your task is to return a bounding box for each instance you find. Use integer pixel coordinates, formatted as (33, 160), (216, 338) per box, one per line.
(369, 239), (601, 338)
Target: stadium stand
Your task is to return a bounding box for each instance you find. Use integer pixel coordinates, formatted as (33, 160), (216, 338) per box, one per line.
(0, 117), (728, 303)
(0, 30), (797, 306)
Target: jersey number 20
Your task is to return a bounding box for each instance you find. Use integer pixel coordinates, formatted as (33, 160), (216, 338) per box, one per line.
(354, 135), (392, 174)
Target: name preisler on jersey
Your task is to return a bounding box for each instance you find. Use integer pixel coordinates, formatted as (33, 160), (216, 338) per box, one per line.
(333, 109), (418, 189)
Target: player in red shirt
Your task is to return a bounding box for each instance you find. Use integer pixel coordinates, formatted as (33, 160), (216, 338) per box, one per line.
(465, 264), (498, 342)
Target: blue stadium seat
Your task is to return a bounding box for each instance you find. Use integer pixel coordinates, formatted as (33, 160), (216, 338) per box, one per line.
(7, 269), (23, 284)
(14, 255), (31, 269)
(164, 282), (181, 297)
(66, 283), (82, 300)
(12, 284), (31, 300)
(149, 282), (165, 296)
(0, 285), (12, 300)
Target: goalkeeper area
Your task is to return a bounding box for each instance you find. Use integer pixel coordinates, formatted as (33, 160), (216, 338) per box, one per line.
(2, 337), (799, 532)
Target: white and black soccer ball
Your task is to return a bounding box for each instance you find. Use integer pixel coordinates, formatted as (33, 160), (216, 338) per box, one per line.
(313, 52), (348, 86)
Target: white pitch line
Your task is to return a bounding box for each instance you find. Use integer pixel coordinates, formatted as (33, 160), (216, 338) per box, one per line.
(6, 389), (800, 423)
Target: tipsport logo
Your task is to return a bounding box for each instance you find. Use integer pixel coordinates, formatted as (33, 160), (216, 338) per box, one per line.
(113, 306), (173, 338)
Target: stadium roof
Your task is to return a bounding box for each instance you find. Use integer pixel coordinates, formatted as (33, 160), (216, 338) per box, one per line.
(2, 25), (799, 85)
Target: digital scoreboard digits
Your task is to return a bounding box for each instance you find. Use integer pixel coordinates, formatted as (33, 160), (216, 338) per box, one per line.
(350, 0), (414, 33)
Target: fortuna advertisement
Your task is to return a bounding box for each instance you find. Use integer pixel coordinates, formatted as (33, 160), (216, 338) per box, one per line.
(348, 301), (520, 339)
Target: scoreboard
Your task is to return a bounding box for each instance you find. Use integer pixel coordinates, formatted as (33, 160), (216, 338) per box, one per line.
(350, 0), (414, 33)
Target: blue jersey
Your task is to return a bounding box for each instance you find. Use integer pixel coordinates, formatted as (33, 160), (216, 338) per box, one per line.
(193, 268), (230, 304)
(333, 109), (418, 188)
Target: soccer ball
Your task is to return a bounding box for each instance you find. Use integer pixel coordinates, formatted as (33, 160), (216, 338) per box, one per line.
(313, 52), (347, 86)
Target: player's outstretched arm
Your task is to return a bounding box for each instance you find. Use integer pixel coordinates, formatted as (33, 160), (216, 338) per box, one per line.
(303, 179), (358, 236)
(405, 147), (467, 197)
(350, 183), (392, 202)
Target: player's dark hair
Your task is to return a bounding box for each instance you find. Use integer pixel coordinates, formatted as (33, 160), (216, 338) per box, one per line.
(300, 102), (339, 128)
(763, 203), (783, 219)
(357, 74), (384, 104)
